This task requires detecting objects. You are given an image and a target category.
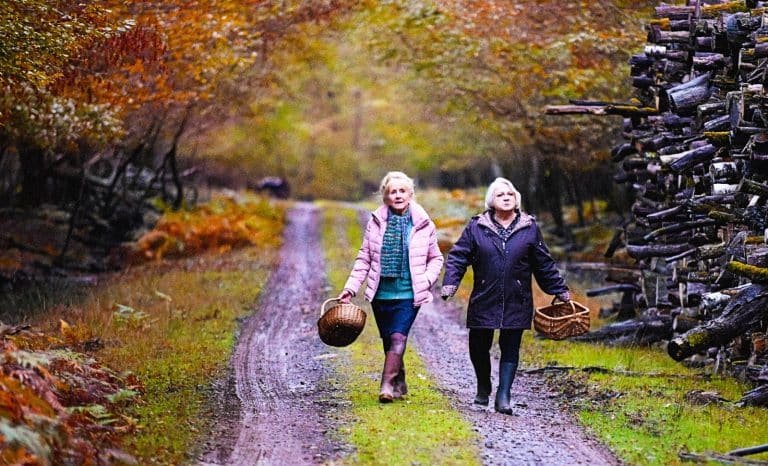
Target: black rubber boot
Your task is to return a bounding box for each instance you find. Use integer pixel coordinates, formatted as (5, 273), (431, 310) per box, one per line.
(474, 378), (492, 406)
(494, 361), (516, 415)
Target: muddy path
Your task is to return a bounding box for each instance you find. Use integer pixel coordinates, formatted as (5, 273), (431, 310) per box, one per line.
(410, 299), (621, 465)
(200, 203), (619, 465)
(199, 203), (348, 465)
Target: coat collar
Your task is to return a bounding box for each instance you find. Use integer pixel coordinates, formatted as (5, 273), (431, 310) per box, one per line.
(372, 202), (431, 228)
(477, 209), (533, 237)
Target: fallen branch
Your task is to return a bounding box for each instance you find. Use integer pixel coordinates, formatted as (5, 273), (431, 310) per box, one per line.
(728, 444), (768, 457)
(523, 365), (696, 379)
(679, 451), (768, 464)
(737, 384), (768, 407)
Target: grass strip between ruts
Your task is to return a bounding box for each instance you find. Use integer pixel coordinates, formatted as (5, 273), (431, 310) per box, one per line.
(318, 201), (480, 465)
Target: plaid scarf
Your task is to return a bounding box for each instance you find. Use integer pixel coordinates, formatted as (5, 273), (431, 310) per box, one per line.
(380, 208), (411, 278)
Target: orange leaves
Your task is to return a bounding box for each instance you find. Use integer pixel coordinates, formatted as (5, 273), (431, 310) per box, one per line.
(0, 329), (140, 465)
(130, 194), (283, 263)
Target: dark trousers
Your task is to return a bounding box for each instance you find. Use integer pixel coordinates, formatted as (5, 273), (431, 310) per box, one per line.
(469, 328), (524, 364)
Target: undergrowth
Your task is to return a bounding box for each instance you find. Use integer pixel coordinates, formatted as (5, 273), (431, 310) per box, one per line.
(3, 193), (284, 464)
(318, 201), (480, 465)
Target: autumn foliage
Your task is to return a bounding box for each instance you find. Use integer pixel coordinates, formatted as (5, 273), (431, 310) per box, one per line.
(128, 194), (284, 262)
(0, 324), (141, 465)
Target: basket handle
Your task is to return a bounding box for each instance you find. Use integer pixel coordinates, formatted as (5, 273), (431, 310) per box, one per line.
(535, 307), (590, 321)
(551, 297), (576, 313)
(320, 297), (341, 318)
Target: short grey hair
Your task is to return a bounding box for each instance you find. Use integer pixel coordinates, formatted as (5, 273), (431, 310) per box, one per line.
(380, 171), (415, 202)
(484, 177), (521, 210)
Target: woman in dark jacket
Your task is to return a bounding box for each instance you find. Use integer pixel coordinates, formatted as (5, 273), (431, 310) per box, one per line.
(441, 177), (570, 415)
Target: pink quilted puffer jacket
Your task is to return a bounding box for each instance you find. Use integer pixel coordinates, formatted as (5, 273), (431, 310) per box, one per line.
(343, 202), (444, 306)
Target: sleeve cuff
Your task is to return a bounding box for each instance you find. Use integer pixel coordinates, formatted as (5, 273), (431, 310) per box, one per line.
(441, 285), (458, 297)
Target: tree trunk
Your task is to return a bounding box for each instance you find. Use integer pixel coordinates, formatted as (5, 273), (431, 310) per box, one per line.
(18, 145), (45, 206)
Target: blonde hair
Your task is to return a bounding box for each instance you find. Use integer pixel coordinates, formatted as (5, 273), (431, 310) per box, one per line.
(484, 177), (521, 210)
(379, 171), (415, 203)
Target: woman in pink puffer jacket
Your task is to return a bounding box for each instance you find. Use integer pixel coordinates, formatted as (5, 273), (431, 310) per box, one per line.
(338, 171), (444, 403)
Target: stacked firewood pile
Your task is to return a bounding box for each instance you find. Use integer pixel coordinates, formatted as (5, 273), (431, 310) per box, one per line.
(547, 0), (768, 401)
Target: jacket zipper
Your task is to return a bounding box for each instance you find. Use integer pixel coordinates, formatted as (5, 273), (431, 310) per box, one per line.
(500, 237), (507, 328)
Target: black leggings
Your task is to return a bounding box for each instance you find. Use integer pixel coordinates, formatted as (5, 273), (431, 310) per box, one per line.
(469, 328), (524, 364)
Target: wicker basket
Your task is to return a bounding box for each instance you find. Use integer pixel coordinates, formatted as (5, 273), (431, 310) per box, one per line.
(318, 298), (367, 347)
(534, 299), (590, 340)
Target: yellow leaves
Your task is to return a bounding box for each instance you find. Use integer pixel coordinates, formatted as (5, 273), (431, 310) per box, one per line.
(59, 319), (95, 348)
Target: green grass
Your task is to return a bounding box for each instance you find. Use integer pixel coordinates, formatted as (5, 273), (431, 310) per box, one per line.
(522, 336), (768, 465)
(93, 250), (278, 463)
(318, 201), (480, 465)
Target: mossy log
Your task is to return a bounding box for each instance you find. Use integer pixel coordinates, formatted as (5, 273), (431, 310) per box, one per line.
(707, 210), (737, 224)
(643, 219), (716, 241)
(703, 131), (730, 146)
(668, 284), (768, 361)
(738, 178), (768, 197)
(726, 261), (768, 283)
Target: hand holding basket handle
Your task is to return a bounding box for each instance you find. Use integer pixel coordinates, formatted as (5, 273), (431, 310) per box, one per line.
(554, 290), (571, 303)
(337, 289), (354, 304)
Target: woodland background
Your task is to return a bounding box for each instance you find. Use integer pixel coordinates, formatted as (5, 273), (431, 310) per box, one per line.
(0, 0), (658, 284)
(15, 1), (768, 465)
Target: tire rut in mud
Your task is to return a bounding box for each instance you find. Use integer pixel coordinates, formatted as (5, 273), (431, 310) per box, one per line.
(199, 203), (349, 465)
(410, 299), (621, 465)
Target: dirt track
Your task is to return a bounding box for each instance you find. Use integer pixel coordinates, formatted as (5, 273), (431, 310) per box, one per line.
(199, 203), (347, 465)
(200, 204), (620, 465)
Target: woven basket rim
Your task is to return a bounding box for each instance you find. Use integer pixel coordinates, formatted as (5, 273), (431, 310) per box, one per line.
(320, 297), (364, 318)
(534, 308), (589, 322)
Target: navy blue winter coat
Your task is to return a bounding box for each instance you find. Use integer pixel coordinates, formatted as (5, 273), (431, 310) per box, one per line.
(441, 210), (568, 330)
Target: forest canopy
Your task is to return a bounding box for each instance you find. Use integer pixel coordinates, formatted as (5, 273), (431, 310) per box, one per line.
(0, 0), (657, 254)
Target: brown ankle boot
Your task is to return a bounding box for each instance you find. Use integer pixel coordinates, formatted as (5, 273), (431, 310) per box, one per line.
(379, 352), (402, 403)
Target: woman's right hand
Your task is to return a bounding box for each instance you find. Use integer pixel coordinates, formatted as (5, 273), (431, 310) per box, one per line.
(337, 289), (353, 303)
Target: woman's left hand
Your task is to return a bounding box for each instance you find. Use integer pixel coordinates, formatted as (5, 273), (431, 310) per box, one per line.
(337, 289), (353, 303)
(556, 291), (571, 302)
